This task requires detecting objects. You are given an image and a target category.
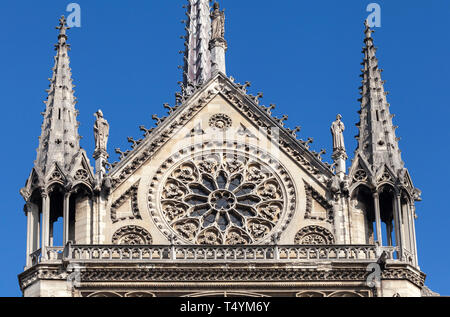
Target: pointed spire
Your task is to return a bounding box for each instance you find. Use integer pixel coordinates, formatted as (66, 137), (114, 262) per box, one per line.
(182, 0), (213, 91)
(353, 20), (404, 174)
(35, 16), (81, 175)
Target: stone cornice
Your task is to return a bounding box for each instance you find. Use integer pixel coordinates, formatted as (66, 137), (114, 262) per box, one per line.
(18, 260), (425, 293)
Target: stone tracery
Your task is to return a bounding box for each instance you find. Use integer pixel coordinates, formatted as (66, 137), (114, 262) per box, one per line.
(153, 145), (295, 245)
(112, 225), (152, 245)
(294, 225), (335, 245)
(208, 113), (232, 130)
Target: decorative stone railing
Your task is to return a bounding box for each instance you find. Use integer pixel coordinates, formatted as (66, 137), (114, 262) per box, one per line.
(66, 244), (394, 262)
(26, 244), (401, 267)
(30, 249), (42, 266)
(29, 247), (65, 266)
(46, 246), (65, 261)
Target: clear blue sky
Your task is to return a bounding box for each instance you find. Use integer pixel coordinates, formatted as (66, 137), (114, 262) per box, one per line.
(0, 0), (448, 297)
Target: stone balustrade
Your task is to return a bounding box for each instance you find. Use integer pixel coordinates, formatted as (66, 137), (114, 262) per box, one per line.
(26, 244), (402, 266)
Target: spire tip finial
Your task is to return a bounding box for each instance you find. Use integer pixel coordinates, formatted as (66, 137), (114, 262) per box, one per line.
(56, 15), (70, 39)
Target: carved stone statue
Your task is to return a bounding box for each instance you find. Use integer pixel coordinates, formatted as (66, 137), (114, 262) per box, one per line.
(331, 114), (346, 152)
(211, 2), (225, 40)
(94, 110), (109, 154)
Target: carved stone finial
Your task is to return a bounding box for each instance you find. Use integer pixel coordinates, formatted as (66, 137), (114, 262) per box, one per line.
(56, 16), (69, 39)
(127, 137), (142, 149)
(302, 137), (314, 149)
(163, 103), (174, 114)
(139, 125), (153, 137)
(115, 148), (130, 160)
(152, 114), (166, 126)
(293, 126), (301, 137)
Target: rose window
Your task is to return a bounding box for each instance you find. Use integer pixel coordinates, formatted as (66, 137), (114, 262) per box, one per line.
(159, 151), (288, 245)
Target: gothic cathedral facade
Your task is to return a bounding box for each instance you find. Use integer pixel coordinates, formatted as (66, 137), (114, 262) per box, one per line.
(18, 1), (436, 297)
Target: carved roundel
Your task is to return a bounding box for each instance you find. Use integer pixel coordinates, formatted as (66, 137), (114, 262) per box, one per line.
(74, 169), (89, 181)
(208, 113), (232, 131)
(353, 169), (368, 182)
(112, 225), (152, 245)
(294, 225), (335, 245)
(148, 142), (296, 245)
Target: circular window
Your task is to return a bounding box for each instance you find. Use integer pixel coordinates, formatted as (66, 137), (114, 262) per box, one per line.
(149, 144), (296, 245)
(208, 113), (232, 131)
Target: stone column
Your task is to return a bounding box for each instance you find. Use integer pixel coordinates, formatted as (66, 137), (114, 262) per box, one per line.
(49, 221), (54, 247)
(210, 38), (227, 75)
(25, 203), (33, 267)
(332, 150), (347, 181)
(373, 192), (383, 246)
(25, 202), (40, 266)
(41, 192), (50, 259)
(63, 192), (71, 245)
(31, 203), (40, 251)
(93, 151), (108, 184)
(386, 221), (393, 246)
(409, 203), (419, 267)
(394, 194), (404, 260)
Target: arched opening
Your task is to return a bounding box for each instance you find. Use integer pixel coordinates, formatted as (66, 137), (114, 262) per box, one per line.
(351, 185), (376, 244)
(26, 190), (42, 266)
(41, 183), (93, 248)
(379, 185), (396, 248)
(48, 184), (65, 247)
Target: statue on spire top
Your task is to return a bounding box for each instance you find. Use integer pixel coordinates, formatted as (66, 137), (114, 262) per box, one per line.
(331, 114), (346, 153)
(211, 2), (225, 40)
(94, 110), (109, 155)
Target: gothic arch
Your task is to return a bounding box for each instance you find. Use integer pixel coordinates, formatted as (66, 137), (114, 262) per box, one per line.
(71, 182), (94, 197)
(376, 183), (399, 197)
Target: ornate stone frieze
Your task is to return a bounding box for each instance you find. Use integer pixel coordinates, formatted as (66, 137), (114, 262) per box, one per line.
(112, 225), (152, 245)
(110, 180), (141, 223)
(73, 266), (424, 288)
(18, 265), (69, 291)
(148, 142), (296, 245)
(296, 290), (370, 297)
(18, 262), (425, 293)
